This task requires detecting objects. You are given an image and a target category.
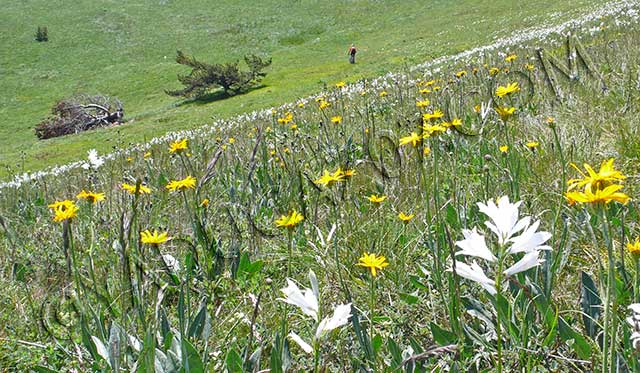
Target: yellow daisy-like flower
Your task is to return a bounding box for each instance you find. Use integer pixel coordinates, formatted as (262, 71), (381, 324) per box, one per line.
(341, 169), (356, 178)
(416, 99), (430, 108)
(422, 124), (447, 136)
(140, 230), (171, 245)
(495, 82), (520, 98)
(278, 112), (294, 124)
(627, 238), (640, 255)
(455, 70), (467, 78)
(565, 184), (630, 205)
(525, 63), (535, 71)
(525, 141), (539, 150)
(489, 67), (500, 76)
(398, 212), (415, 223)
(567, 158), (626, 192)
(319, 101), (331, 110)
(399, 132), (422, 147)
(315, 169), (345, 187)
(367, 194), (387, 204)
(419, 88), (431, 95)
(169, 139), (188, 154)
(379, 91), (388, 97)
(200, 198), (210, 207)
(423, 109), (444, 122)
(425, 79), (436, 86)
(275, 210), (304, 229)
(49, 200), (79, 222)
(357, 252), (389, 277)
(122, 183), (152, 195)
(473, 104), (481, 113)
(331, 116), (343, 124)
(505, 54), (518, 62)
(335, 81), (346, 89)
(76, 190), (105, 204)
(495, 106), (516, 121)
(143, 152), (152, 160)
(166, 176), (197, 192)
(499, 145), (509, 154)
(423, 147), (431, 156)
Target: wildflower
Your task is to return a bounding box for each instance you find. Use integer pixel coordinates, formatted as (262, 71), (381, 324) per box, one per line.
(140, 230), (171, 245)
(127, 157), (133, 162)
(627, 238), (640, 255)
(335, 81), (346, 89)
(399, 132), (422, 147)
(455, 261), (497, 294)
(367, 194), (387, 204)
(495, 82), (520, 98)
(278, 112), (293, 124)
(48, 200), (79, 222)
(499, 145), (509, 154)
(398, 212), (415, 223)
(315, 169), (345, 187)
(505, 54), (518, 62)
(419, 88), (431, 95)
(451, 118), (462, 127)
(489, 67), (500, 76)
(275, 210), (304, 229)
(455, 70), (467, 78)
(495, 106), (515, 121)
(433, 85), (441, 92)
(422, 124), (447, 136)
(474, 104), (481, 113)
(331, 116), (342, 124)
(122, 183), (151, 195)
(341, 169), (356, 178)
(298, 102), (305, 108)
(290, 124), (298, 130)
(627, 305), (640, 350)
(379, 91), (388, 97)
(546, 116), (556, 126)
(423, 147), (431, 156)
(525, 63), (535, 71)
(565, 184), (630, 205)
(228, 137), (235, 144)
(143, 152), (152, 160)
(319, 101), (331, 109)
(357, 252), (389, 277)
(477, 196), (530, 245)
(526, 141), (539, 150)
(82, 149), (105, 170)
(200, 198), (210, 207)
(76, 190), (105, 204)
(280, 277), (318, 320)
(169, 139), (188, 154)
(423, 109), (444, 121)
(567, 158), (625, 192)
(166, 176), (197, 192)
(425, 79), (436, 86)
(416, 99), (430, 108)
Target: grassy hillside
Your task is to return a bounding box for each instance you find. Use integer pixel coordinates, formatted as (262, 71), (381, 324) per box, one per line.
(0, 0), (601, 178)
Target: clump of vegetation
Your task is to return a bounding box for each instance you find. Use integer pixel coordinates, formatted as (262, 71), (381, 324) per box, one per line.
(34, 26), (48, 42)
(34, 95), (123, 139)
(166, 50), (271, 99)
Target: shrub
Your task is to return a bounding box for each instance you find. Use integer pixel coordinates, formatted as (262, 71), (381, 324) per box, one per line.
(166, 50), (272, 99)
(35, 26), (48, 42)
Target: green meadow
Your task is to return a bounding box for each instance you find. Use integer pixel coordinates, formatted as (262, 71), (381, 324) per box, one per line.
(1, 0), (598, 178)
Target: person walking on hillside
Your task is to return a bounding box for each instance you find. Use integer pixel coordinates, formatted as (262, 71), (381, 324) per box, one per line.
(348, 43), (357, 64)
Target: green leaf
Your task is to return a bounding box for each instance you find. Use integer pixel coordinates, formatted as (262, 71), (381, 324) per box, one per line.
(181, 338), (204, 372)
(558, 317), (592, 359)
(387, 337), (403, 368)
(188, 299), (209, 340)
(225, 348), (243, 373)
(371, 334), (383, 357)
(399, 291), (419, 305)
(430, 322), (457, 345)
(580, 271), (601, 339)
(32, 366), (57, 373)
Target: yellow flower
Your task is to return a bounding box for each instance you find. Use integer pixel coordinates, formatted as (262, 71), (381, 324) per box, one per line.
(416, 99), (430, 108)
(379, 91), (388, 97)
(525, 141), (539, 150)
(367, 194), (387, 204)
(567, 158), (626, 192)
(565, 184), (630, 205)
(419, 88), (431, 95)
(495, 82), (520, 98)
(143, 152), (152, 159)
(451, 118), (462, 127)
(474, 104), (481, 113)
(278, 112), (293, 124)
(495, 106), (516, 121)
(319, 101), (331, 109)
(331, 116), (343, 124)
(425, 79), (436, 86)
(357, 252), (389, 277)
(341, 169), (356, 178)
(422, 124), (447, 136)
(423, 109), (444, 121)
(546, 116), (555, 125)
(423, 147), (431, 156)
(122, 183), (151, 195)
(290, 124), (298, 130)
(525, 63), (535, 71)
(200, 198), (210, 207)
(315, 169), (345, 187)
(399, 132), (422, 147)
(140, 230), (171, 245)
(499, 145), (509, 154)
(49, 200), (79, 222)
(627, 238), (640, 255)
(275, 210), (304, 229)
(505, 54), (518, 62)
(76, 190), (105, 204)
(166, 176), (197, 192)
(489, 67), (500, 76)
(228, 137), (235, 144)
(335, 81), (346, 89)
(398, 212), (415, 223)
(169, 139), (188, 154)
(127, 157), (134, 163)
(298, 102), (305, 108)
(455, 70), (467, 78)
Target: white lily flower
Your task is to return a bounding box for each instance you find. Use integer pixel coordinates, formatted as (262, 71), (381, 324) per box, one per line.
(477, 196), (529, 244)
(455, 228), (496, 262)
(288, 332), (313, 354)
(453, 261), (496, 295)
(507, 220), (552, 254)
(503, 251), (545, 277)
(315, 303), (352, 339)
(280, 279), (318, 321)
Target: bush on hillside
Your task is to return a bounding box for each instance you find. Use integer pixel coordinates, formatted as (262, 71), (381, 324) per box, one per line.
(35, 26), (49, 42)
(35, 95), (124, 139)
(166, 50), (272, 99)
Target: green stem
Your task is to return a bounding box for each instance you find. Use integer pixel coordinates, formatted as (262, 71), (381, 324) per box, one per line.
(495, 253), (505, 373)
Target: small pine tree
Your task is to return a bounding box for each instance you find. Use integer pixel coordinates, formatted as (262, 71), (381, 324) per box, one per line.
(166, 51), (271, 99)
(35, 26), (49, 42)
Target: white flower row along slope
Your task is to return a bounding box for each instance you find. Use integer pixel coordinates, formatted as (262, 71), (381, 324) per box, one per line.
(1, 0), (638, 192)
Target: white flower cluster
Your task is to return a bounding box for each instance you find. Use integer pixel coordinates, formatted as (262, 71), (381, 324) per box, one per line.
(1, 0), (637, 192)
(628, 303), (640, 350)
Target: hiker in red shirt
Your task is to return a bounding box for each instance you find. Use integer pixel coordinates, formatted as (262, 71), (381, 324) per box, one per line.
(348, 44), (357, 64)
